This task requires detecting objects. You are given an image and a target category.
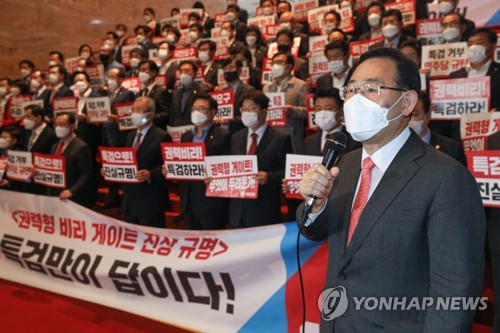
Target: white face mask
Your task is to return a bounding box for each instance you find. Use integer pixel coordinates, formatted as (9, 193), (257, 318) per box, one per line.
(241, 111), (259, 128)
(107, 79), (118, 90)
(226, 12), (237, 21)
(314, 111), (337, 131)
(340, 1), (351, 8)
(10, 88), (20, 95)
(158, 49), (169, 61)
(323, 23), (337, 34)
(271, 64), (285, 79)
(188, 21), (197, 27)
(328, 60), (346, 74)
(166, 34), (176, 43)
(220, 30), (231, 38)
(30, 79), (41, 90)
(130, 112), (150, 127)
(20, 68), (31, 78)
(409, 119), (425, 135)
(262, 7), (274, 16)
(439, 1), (454, 15)
(75, 66), (84, 72)
(343, 92), (406, 142)
(80, 52), (91, 59)
(49, 73), (59, 85)
(0, 138), (10, 149)
(138, 72), (151, 83)
(74, 81), (88, 94)
(368, 13), (381, 28)
(189, 31), (199, 41)
(191, 111), (208, 126)
(0, 87), (7, 97)
(280, 22), (292, 31)
(442, 27), (461, 42)
(144, 15), (152, 23)
(55, 126), (71, 138)
(24, 119), (35, 130)
(246, 36), (257, 46)
(48, 60), (58, 67)
(468, 45), (488, 64)
(198, 51), (211, 63)
(130, 58), (140, 68)
(136, 35), (146, 43)
(382, 24), (399, 38)
(180, 74), (193, 86)
(116, 30), (125, 38)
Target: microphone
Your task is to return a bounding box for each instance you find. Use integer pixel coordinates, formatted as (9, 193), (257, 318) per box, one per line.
(302, 131), (347, 219)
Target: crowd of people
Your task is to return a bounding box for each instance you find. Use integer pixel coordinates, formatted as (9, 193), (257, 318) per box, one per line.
(0, 0), (497, 231)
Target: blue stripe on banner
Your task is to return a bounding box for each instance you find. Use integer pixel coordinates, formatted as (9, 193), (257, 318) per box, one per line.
(485, 9), (500, 26)
(238, 222), (323, 332)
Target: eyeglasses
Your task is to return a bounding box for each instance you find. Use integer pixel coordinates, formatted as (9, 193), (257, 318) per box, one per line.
(340, 82), (407, 100)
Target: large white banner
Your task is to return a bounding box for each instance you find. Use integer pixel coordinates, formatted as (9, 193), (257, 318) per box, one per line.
(428, 0), (500, 27)
(0, 191), (327, 332)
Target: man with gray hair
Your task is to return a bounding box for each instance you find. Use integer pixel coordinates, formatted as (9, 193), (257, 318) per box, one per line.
(122, 96), (172, 228)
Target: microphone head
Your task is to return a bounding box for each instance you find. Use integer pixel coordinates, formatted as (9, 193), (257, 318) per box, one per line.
(325, 132), (347, 154)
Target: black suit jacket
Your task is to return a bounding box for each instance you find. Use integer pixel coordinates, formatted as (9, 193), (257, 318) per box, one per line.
(123, 125), (172, 218)
(48, 137), (93, 207)
(299, 131), (485, 332)
(137, 83), (171, 129)
(488, 131), (500, 254)
(105, 86), (136, 148)
(169, 85), (206, 127)
(230, 126), (293, 227)
(179, 125), (231, 215)
(33, 89), (52, 118)
(204, 62), (221, 88)
(302, 127), (361, 156)
(368, 34), (417, 50)
(316, 67), (355, 92)
(228, 82), (256, 134)
(48, 85), (74, 117)
(76, 88), (108, 158)
(429, 131), (466, 166)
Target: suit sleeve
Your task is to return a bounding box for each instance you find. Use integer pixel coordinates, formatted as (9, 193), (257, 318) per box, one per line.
(296, 201), (331, 241)
(153, 89), (171, 129)
(423, 165), (486, 332)
(69, 144), (93, 196)
(287, 83), (309, 120)
(266, 134), (293, 187)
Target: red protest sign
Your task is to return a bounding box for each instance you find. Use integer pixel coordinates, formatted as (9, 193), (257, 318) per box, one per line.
(33, 153), (66, 189)
(52, 96), (78, 117)
(8, 95), (33, 118)
(99, 147), (139, 183)
(209, 90), (235, 123)
(467, 150), (500, 208)
(284, 154), (323, 199)
(265, 92), (287, 127)
(161, 142), (206, 180)
(121, 77), (141, 94)
(114, 102), (136, 131)
(6, 150), (32, 182)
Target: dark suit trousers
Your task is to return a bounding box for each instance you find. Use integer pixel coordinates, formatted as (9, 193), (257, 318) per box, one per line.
(183, 202), (226, 230)
(125, 212), (165, 229)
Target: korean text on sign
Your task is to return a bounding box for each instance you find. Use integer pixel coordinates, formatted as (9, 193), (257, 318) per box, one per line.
(161, 142), (207, 180)
(99, 147), (139, 183)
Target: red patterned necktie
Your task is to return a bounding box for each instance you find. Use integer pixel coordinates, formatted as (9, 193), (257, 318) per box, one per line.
(247, 133), (258, 155)
(347, 157), (376, 246)
(132, 132), (142, 151)
(55, 141), (64, 156)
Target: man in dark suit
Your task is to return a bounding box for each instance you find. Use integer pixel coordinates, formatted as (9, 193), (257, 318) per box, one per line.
(137, 60), (170, 129)
(123, 97), (172, 228)
(47, 65), (74, 117)
(410, 92), (466, 165)
(158, 41), (178, 90)
(226, 4), (248, 42)
(431, 28), (500, 142)
(169, 60), (207, 127)
(179, 94), (231, 230)
(143, 7), (161, 36)
(30, 70), (51, 119)
(298, 48), (485, 332)
(198, 40), (221, 91)
(134, 25), (157, 59)
(21, 104), (58, 194)
(316, 41), (355, 92)
(229, 91), (293, 228)
(48, 112), (93, 207)
(487, 131), (500, 332)
(227, 0), (248, 23)
(48, 51), (73, 87)
(438, 0), (475, 38)
(221, 21), (246, 55)
(278, 11), (309, 58)
(369, 9), (417, 50)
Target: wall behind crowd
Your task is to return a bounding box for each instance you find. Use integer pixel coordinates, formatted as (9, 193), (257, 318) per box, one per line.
(0, 0), (226, 78)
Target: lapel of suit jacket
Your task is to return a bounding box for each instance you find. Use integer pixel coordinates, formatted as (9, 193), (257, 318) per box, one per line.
(238, 128), (249, 154)
(203, 125), (217, 152)
(254, 126), (272, 155)
(137, 126), (155, 155)
(340, 133), (424, 268)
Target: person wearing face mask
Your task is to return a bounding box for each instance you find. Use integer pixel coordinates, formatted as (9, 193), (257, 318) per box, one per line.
(125, 48), (144, 78)
(0, 127), (23, 190)
(369, 9), (416, 50)
(410, 92), (465, 165)
(48, 51), (73, 87)
(230, 46), (263, 90)
(0, 77), (17, 128)
(193, 2), (215, 39)
(133, 25), (157, 58)
(114, 23), (128, 64)
(123, 97), (173, 228)
(29, 70), (51, 118)
(197, 40), (220, 91)
(225, 4), (248, 43)
(143, 7), (161, 36)
(277, 1), (305, 33)
(358, 1), (385, 41)
(227, 0), (248, 23)
(317, 41), (354, 92)
(19, 60), (35, 86)
(136, 60), (171, 129)
(157, 41), (178, 90)
(99, 43), (125, 79)
(298, 47), (485, 333)
(46, 65), (73, 118)
(161, 25), (181, 46)
(78, 44), (94, 66)
(48, 112), (93, 207)
(176, 94), (231, 230)
(169, 60), (208, 127)
(274, 30), (309, 81)
(187, 23), (203, 48)
(263, 51), (309, 153)
(440, 12), (467, 43)
(277, 11), (309, 57)
(220, 21), (246, 54)
(20, 105), (58, 194)
(228, 91), (293, 227)
(438, 0), (475, 38)
(322, 10), (341, 36)
(244, 26), (268, 70)
(260, 0), (276, 17)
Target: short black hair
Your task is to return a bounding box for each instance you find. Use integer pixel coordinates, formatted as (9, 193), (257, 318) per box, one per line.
(1, 126), (22, 146)
(50, 64), (67, 78)
(106, 31), (120, 41)
(179, 60), (199, 74)
(245, 25), (262, 44)
(190, 22), (204, 33)
(198, 40), (217, 52)
(227, 4), (241, 12)
(398, 40), (421, 55)
(221, 20), (236, 31)
(241, 90), (269, 109)
(366, 1), (385, 14)
(162, 25), (181, 39)
(272, 51), (295, 68)
(0, 77), (12, 85)
(73, 70), (90, 83)
(277, 0), (292, 10)
(130, 47), (143, 58)
(381, 9), (402, 23)
(324, 40), (349, 56)
(324, 10), (341, 23)
(19, 60), (35, 69)
(418, 91), (431, 114)
(468, 27), (498, 44)
(49, 51), (64, 61)
(134, 25), (152, 35)
(139, 59), (159, 74)
(33, 70), (46, 79)
(158, 41), (176, 52)
(55, 112), (76, 125)
(359, 47), (420, 92)
(24, 104), (44, 118)
(144, 7), (155, 15)
(171, 7), (180, 15)
(276, 29), (295, 43)
(78, 44), (93, 55)
(188, 12), (201, 21)
(194, 93), (218, 111)
(442, 12), (465, 26)
(328, 28), (348, 41)
(314, 88), (343, 108)
(116, 23), (127, 31)
(193, 2), (205, 10)
(260, 0), (274, 6)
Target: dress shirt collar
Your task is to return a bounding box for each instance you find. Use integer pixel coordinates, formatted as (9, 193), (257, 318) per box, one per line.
(361, 127), (411, 172)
